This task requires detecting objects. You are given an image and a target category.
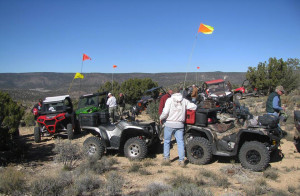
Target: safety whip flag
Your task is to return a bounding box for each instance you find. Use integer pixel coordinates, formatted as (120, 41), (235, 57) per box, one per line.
(74, 72), (84, 79)
(197, 66), (200, 69)
(83, 53), (91, 61)
(198, 23), (214, 34)
(113, 65), (117, 68)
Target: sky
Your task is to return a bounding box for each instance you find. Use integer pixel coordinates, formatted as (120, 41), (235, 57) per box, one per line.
(0, 0), (299, 73)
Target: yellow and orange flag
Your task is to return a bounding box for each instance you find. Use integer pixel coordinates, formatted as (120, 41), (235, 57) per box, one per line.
(113, 65), (117, 68)
(198, 23), (214, 34)
(74, 72), (84, 79)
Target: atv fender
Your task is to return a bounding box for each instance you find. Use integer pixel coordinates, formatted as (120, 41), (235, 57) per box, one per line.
(186, 125), (214, 142)
(81, 126), (110, 146)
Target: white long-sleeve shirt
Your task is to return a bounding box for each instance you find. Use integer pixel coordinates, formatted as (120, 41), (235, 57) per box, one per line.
(160, 93), (197, 128)
(106, 96), (117, 108)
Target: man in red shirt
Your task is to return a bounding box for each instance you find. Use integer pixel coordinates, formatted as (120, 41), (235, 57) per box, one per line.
(159, 89), (173, 115)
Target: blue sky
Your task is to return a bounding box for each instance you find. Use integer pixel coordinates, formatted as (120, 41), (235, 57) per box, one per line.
(0, 0), (299, 73)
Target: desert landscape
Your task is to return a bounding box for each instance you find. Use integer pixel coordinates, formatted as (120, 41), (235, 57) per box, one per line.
(1, 96), (300, 196)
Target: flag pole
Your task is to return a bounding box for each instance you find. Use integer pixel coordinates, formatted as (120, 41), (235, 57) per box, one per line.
(68, 77), (75, 94)
(183, 33), (198, 88)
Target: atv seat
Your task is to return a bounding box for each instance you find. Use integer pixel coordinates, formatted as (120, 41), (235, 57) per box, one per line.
(208, 122), (234, 133)
(99, 125), (116, 131)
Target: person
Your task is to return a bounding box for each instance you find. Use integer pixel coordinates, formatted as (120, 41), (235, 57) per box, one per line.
(118, 93), (125, 117)
(106, 93), (117, 123)
(159, 89), (173, 115)
(32, 99), (43, 119)
(191, 84), (198, 103)
(160, 88), (197, 166)
(266, 85), (285, 117)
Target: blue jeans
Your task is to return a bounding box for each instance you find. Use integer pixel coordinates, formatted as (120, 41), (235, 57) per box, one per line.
(164, 126), (185, 161)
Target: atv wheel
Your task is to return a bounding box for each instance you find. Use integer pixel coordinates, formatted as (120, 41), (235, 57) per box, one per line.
(67, 123), (74, 140)
(83, 137), (105, 159)
(239, 141), (270, 171)
(34, 127), (41, 143)
(74, 120), (81, 134)
(235, 93), (242, 100)
(124, 137), (147, 160)
(186, 137), (212, 165)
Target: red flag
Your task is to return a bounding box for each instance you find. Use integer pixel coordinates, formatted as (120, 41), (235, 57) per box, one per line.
(83, 54), (91, 61)
(197, 66), (200, 69)
(113, 65), (117, 68)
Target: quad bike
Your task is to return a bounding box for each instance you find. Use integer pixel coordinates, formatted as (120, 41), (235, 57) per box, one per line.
(34, 95), (79, 143)
(294, 110), (300, 152)
(132, 86), (166, 116)
(76, 92), (161, 160)
(233, 79), (261, 100)
(184, 100), (284, 171)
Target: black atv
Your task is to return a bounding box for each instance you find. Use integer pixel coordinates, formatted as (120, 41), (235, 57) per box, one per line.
(184, 102), (284, 171)
(76, 92), (160, 160)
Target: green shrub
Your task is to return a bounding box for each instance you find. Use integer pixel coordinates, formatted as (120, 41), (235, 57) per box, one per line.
(168, 174), (193, 188)
(24, 112), (35, 126)
(0, 91), (24, 150)
(263, 168), (279, 180)
(0, 167), (26, 195)
(138, 183), (170, 196)
(53, 139), (82, 169)
(128, 162), (141, 173)
(160, 183), (212, 196)
(146, 101), (160, 123)
(105, 171), (124, 196)
(73, 172), (103, 195)
(31, 172), (72, 196)
(78, 156), (118, 174)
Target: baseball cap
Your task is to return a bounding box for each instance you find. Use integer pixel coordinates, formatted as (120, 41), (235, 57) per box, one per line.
(276, 86), (285, 94)
(108, 92), (112, 96)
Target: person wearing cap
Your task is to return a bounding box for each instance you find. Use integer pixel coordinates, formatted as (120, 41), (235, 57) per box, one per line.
(107, 93), (117, 123)
(266, 85), (285, 117)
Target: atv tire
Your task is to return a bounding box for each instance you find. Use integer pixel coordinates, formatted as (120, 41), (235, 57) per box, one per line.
(67, 123), (74, 140)
(83, 136), (105, 159)
(235, 92), (242, 100)
(74, 120), (81, 134)
(186, 137), (212, 165)
(34, 127), (41, 143)
(124, 137), (147, 160)
(239, 141), (270, 171)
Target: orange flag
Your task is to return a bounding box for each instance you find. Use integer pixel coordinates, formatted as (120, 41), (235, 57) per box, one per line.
(113, 65), (117, 68)
(198, 23), (214, 34)
(197, 66), (200, 69)
(83, 53), (91, 61)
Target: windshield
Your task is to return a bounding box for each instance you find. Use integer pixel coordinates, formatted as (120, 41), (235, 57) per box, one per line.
(207, 82), (225, 93)
(42, 101), (65, 113)
(77, 95), (107, 109)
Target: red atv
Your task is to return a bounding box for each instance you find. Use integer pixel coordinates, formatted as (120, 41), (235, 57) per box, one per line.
(233, 80), (259, 100)
(34, 95), (79, 143)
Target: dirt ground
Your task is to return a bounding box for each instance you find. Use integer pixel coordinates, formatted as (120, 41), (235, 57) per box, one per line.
(13, 115), (300, 196)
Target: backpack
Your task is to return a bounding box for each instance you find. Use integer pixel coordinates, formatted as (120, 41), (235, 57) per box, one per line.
(258, 114), (279, 128)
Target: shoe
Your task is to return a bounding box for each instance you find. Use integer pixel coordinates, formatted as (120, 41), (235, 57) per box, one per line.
(163, 158), (170, 163)
(178, 161), (185, 167)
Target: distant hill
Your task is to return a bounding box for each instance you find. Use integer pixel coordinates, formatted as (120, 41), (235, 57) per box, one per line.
(0, 72), (246, 101)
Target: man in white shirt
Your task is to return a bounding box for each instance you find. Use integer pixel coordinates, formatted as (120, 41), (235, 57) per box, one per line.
(160, 88), (197, 166)
(107, 93), (117, 123)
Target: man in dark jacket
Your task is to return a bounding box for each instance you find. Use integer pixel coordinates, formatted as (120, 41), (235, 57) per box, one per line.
(266, 85), (285, 117)
(118, 93), (125, 117)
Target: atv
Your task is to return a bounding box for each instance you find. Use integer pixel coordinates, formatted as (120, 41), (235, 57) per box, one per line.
(132, 86), (166, 116)
(34, 95), (79, 143)
(233, 80), (260, 100)
(184, 101), (284, 171)
(76, 92), (160, 160)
